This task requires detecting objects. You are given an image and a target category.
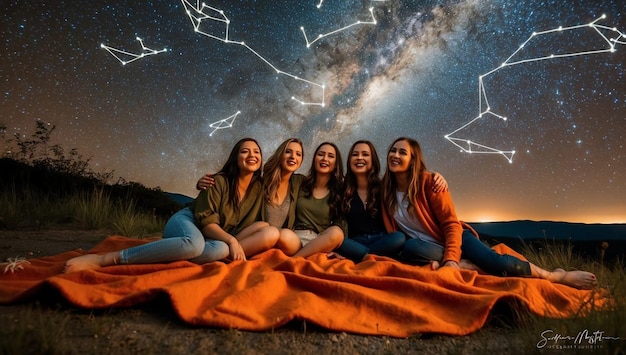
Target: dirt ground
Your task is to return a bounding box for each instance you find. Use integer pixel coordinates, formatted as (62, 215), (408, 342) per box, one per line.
(0, 229), (536, 354)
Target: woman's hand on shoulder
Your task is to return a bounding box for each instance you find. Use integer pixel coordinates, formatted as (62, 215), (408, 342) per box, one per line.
(431, 172), (449, 193)
(197, 173), (216, 190)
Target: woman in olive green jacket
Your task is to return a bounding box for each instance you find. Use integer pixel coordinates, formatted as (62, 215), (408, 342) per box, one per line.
(198, 138), (306, 256)
(65, 138), (278, 272)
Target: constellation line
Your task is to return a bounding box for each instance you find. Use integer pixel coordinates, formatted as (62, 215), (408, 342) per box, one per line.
(209, 111), (241, 136)
(301, 7), (376, 48)
(180, 0), (325, 107)
(100, 37), (168, 65)
(445, 14), (625, 163)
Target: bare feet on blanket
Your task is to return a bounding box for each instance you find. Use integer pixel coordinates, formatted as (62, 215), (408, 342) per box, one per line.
(64, 254), (106, 273)
(547, 268), (597, 290)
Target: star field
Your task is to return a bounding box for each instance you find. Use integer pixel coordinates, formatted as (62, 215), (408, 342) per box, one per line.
(1, 0), (625, 223)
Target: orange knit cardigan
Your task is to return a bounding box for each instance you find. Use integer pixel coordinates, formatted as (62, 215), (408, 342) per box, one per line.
(382, 172), (477, 264)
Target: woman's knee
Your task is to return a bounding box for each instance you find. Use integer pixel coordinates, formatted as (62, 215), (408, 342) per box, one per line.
(277, 230), (302, 256)
(172, 223), (207, 258)
(162, 208), (197, 239)
(325, 226), (344, 246)
(388, 231), (407, 248)
(192, 240), (229, 263)
(182, 235), (207, 258)
(258, 225), (280, 248)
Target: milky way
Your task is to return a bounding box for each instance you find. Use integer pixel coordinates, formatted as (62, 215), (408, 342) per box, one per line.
(2, 0), (625, 222)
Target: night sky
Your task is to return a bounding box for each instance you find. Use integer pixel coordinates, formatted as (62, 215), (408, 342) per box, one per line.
(2, 0), (625, 223)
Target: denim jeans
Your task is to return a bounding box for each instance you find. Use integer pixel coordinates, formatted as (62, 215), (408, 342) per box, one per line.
(119, 207), (230, 264)
(403, 229), (531, 276)
(336, 231), (406, 262)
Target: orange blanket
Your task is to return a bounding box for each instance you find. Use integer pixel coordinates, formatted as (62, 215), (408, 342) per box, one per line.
(0, 236), (607, 337)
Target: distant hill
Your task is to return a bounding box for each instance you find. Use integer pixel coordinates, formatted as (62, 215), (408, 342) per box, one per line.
(468, 220), (626, 241)
(165, 192), (194, 206)
(468, 221), (626, 263)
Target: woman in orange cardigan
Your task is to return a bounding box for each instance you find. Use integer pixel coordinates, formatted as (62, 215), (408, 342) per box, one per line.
(380, 137), (597, 290)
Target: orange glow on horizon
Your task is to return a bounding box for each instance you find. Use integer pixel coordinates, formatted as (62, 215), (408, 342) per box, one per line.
(461, 211), (626, 224)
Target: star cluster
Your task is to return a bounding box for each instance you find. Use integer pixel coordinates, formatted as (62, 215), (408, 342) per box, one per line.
(2, 0), (625, 222)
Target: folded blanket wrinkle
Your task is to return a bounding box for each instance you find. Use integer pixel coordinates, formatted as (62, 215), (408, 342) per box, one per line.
(0, 236), (609, 337)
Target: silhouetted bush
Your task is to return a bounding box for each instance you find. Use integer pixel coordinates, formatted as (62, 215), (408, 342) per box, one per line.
(1, 121), (183, 221)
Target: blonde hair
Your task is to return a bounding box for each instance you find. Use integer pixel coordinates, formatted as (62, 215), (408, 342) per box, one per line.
(262, 138), (303, 205)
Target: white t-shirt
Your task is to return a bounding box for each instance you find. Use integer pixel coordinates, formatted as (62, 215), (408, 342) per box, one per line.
(394, 191), (439, 244)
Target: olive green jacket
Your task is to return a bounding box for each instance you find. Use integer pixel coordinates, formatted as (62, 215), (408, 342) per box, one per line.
(192, 174), (263, 236)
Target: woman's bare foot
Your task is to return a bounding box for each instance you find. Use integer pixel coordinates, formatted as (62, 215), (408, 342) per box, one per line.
(430, 260), (440, 270)
(64, 254), (106, 273)
(547, 268), (597, 290)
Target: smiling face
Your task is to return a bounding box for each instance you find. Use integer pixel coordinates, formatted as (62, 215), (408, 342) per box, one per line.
(387, 139), (412, 174)
(314, 143), (337, 175)
(281, 141), (303, 173)
(350, 143), (373, 175)
(237, 140), (262, 174)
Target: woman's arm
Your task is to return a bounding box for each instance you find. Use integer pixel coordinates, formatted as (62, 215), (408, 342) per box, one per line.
(194, 175), (248, 261)
(424, 174), (463, 264)
(201, 223), (246, 261)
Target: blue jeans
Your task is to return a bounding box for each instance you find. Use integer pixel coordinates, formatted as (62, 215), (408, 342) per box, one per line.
(402, 229), (531, 276)
(119, 207), (230, 264)
(336, 231), (406, 262)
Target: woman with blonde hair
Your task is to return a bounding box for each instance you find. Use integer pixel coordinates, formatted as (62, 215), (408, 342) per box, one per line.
(259, 138), (306, 255)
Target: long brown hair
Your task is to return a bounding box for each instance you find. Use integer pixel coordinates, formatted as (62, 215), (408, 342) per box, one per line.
(217, 138), (263, 210)
(301, 142), (344, 222)
(262, 138), (303, 205)
(381, 137), (427, 216)
(341, 140), (381, 217)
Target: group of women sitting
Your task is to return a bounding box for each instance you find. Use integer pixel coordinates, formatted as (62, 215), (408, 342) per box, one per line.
(64, 137), (597, 290)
